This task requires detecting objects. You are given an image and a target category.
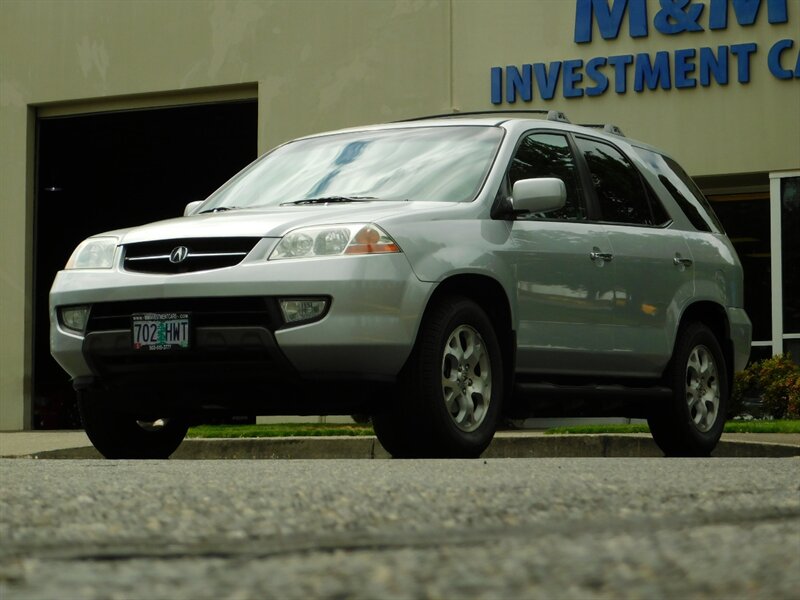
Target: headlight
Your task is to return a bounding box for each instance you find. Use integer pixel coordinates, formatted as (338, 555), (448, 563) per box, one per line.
(269, 224), (401, 260)
(65, 237), (119, 269)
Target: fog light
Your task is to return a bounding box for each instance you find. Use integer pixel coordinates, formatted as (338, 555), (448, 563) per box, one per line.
(60, 305), (90, 333)
(279, 298), (328, 324)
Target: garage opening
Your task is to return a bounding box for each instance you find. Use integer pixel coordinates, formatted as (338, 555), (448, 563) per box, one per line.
(33, 100), (258, 428)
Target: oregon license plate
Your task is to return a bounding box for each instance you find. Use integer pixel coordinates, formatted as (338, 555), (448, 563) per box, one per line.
(132, 313), (190, 350)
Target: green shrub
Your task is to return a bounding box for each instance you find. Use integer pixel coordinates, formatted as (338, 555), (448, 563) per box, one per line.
(732, 354), (800, 419)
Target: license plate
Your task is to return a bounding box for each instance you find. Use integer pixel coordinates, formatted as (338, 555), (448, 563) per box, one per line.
(132, 313), (190, 350)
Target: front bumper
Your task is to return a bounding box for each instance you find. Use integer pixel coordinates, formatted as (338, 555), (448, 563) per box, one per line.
(50, 253), (433, 390)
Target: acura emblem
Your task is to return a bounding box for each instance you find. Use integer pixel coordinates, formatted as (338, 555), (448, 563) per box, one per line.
(169, 246), (189, 264)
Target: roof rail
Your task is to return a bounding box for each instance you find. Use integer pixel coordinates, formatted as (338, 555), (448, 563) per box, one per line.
(578, 123), (626, 137)
(395, 110), (571, 124)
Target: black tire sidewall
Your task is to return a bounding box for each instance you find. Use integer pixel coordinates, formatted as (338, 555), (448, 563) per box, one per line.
(78, 390), (188, 459)
(651, 323), (729, 456)
(416, 297), (504, 457)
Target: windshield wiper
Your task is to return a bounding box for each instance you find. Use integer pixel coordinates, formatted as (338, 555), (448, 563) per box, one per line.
(198, 206), (240, 214)
(280, 196), (376, 206)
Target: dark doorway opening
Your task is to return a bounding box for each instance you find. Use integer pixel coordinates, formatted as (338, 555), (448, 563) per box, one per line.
(34, 100), (258, 428)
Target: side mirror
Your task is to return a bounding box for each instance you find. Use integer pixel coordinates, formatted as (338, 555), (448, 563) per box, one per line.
(184, 200), (204, 216)
(510, 178), (566, 215)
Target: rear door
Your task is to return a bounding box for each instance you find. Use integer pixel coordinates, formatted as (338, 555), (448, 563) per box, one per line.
(573, 136), (694, 377)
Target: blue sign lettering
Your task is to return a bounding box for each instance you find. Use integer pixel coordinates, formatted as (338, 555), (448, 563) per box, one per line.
(488, 46), (768, 103)
(490, 1), (794, 103)
(768, 39), (799, 79)
(634, 51), (672, 91)
(608, 54), (634, 92)
(507, 65), (533, 102)
(730, 42), (757, 82)
(585, 57), (610, 95)
(654, 0), (705, 35)
(576, 0), (788, 41)
(699, 46), (730, 85)
(563, 59), (585, 97)
(574, 0), (648, 43)
(709, 0), (789, 29)
(796, 49), (800, 77)
(491, 67), (502, 104)
(534, 62), (562, 100)
(674, 48), (698, 87)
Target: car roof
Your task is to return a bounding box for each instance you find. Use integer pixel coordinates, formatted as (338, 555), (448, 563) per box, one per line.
(290, 115), (665, 157)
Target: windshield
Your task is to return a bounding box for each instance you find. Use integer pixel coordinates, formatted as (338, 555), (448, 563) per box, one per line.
(199, 125), (505, 211)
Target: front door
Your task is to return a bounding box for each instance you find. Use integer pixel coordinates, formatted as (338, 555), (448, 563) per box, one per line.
(502, 132), (617, 375)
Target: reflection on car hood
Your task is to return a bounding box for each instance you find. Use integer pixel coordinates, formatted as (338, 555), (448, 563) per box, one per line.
(104, 201), (448, 244)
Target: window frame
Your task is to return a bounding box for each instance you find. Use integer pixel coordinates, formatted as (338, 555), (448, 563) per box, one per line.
(497, 129), (672, 228)
(660, 153), (723, 233)
(572, 134), (672, 229)
(498, 129), (590, 223)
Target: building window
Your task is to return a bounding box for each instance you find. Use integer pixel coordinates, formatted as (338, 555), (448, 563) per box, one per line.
(781, 177), (800, 333)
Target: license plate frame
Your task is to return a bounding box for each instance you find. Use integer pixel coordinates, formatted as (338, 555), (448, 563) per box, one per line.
(132, 312), (190, 351)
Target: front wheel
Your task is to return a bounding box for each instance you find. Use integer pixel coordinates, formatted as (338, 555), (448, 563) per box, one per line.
(373, 296), (504, 458)
(648, 322), (728, 457)
(78, 390), (188, 459)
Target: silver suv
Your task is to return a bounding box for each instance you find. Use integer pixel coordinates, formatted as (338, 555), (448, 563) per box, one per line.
(50, 112), (752, 458)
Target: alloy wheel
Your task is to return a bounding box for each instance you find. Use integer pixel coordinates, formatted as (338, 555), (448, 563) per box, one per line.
(685, 344), (720, 433)
(441, 324), (492, 432)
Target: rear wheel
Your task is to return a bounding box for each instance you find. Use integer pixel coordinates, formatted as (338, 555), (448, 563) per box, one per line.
(373, 296), (503, 458)
(78, 390), (188, 459)
(648, 322), (728, 457)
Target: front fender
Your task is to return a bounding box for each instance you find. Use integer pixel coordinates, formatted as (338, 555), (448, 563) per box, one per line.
(389, 219), (519, 327)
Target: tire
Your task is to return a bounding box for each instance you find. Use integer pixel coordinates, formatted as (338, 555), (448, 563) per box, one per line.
(78, 390), (188, 459)
(373, 296), (504, 458)
(648, 322), (728, 457)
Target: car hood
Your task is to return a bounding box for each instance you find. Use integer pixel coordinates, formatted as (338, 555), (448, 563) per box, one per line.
(100, 201), (452, 244)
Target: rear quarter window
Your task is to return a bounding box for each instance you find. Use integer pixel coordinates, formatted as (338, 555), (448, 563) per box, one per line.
(634, 147), (724, 234)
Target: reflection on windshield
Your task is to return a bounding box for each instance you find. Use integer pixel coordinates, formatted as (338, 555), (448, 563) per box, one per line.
(200, 126), (505, 210)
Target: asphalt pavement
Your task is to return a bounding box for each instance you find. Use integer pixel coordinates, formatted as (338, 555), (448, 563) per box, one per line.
(1, 457), (798, 599)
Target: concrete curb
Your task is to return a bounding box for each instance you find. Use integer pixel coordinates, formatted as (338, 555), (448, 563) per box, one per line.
(14, 434), (800, 460)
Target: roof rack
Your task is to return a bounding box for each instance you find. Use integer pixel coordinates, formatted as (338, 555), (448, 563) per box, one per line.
(578, 123), (626, 137)
(395, 110), (571, 124)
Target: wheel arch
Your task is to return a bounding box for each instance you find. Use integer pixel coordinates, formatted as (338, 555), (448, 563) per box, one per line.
(672, 300), (734, 389)
(420, 274), (516, 407)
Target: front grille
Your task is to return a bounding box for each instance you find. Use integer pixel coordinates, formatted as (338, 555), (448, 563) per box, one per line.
(123, 237), (260, 274)
(86, 297), (281, 333)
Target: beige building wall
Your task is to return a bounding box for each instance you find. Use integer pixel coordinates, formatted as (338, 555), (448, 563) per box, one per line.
(1, 0), (798, 429)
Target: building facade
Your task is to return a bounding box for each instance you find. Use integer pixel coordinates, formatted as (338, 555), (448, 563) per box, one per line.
(1, 0), (798, 430)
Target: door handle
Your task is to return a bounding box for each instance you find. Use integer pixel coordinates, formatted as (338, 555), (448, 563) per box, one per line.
(673, 256), (693, 267)
(590, 250), (614, 262)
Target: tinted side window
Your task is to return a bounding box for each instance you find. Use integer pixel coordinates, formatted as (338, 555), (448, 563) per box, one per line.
(508, 133), (586, 220)
(576, 137), (653, 225)
(633, 147), (723, 233)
